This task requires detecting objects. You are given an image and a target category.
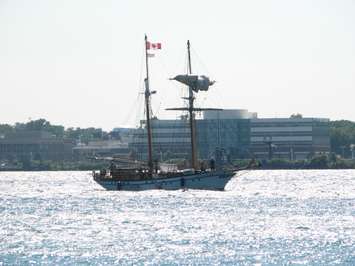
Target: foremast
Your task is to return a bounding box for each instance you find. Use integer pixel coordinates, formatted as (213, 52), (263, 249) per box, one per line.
(144, 35), (154, 176)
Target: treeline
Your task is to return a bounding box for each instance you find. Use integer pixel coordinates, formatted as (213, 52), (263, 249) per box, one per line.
(257, 155), (355, 169)
(0, 119), (119, 143)
(1, 118), (355, 156)
(0, 119), (355, 164)
(233, 153), (355, 170)
(329, 120), (355, 158)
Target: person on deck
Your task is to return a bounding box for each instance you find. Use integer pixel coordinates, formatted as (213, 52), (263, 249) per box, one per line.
(109, 162), (115, 176)
(209, 158), (215, 170)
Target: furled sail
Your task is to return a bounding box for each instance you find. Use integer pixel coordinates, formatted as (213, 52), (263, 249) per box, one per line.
(171, 75), (215, 92)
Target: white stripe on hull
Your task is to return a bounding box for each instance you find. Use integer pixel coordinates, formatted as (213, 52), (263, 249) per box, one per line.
(94, 171), (234, 191)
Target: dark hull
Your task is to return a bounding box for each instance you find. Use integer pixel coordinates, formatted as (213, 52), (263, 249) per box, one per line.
(93, 170), (235, 191)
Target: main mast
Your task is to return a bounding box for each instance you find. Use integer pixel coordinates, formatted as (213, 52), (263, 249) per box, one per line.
(168, 40), (217, 171)
(187, 40), (198, 171)
(144, 35), (154, 175)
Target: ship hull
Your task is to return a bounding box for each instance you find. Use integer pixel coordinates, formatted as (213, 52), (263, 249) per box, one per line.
(93, 170), (234, 191)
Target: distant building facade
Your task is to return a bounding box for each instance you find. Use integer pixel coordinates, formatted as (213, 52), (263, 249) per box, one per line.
(73, 140), (130, 159)
(198, 111), (252, 159)
(129, 110), (330, 161)
(250, 118), (330, 160)
(130, 110), (253, 161)
(0, 131), (74, 161)
(203, 109), (257, 120)
(130, 119), (190, 161)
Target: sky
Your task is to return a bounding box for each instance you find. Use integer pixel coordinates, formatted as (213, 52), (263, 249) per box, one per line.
(1, 0), (354, 130)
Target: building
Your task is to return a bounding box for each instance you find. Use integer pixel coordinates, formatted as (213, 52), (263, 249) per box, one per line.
(0, 131), (74, 161)
(73, 140), (130, 159)
(198, 110), (252, 159)
(130, 109), (253, 161)
(203, 109), (257, 120)
(129, 110), (330, 162)
(130, 119), (191, 161)
(250, 118), (330, 160)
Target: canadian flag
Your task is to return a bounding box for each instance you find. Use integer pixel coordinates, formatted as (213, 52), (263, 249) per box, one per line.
(146, 41), (161, 50)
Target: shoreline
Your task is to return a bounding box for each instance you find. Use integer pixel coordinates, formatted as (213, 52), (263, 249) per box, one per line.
(1, 167), (355, 172)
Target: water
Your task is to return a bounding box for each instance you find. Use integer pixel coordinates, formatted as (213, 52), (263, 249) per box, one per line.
(0, 170), (354, 265)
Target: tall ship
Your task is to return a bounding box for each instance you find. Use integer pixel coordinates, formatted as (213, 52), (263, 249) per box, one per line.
(93, 36), (236, 191)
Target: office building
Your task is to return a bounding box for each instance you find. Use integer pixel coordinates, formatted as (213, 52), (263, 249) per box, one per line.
(250, 118), (330, 160)
(0, 131), (74, 161)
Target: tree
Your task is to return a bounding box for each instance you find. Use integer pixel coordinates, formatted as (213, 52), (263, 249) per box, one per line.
(290, 113), (303, 119)
(0, 124), (14, 136)
(329, 120), (355, 157)
(25, 119), (50, 131)
(309, 155), (328, 169)
(64, 127), (107, 143)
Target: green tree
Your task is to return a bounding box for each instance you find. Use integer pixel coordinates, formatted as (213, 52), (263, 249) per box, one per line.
(309, 155), (328, 169)
(290, 113), (303, 118)
(0, 124), (14, 136)
(330, 120), (355, 157)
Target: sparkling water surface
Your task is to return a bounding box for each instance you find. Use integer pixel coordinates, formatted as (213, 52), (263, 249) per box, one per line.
(0, 170), (354, 265)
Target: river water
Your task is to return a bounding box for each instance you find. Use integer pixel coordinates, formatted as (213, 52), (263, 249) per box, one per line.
(0, 170), (354, 265)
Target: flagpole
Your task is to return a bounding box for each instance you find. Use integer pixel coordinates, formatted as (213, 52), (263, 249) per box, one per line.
(144, 35), (154, 176)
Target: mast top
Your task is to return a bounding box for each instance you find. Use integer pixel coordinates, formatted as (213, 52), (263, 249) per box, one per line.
(187, 40), (192, 75)
(144, 34), (153, 176)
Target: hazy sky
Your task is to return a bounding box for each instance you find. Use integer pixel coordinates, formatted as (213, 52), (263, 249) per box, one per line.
(1, 0), (354, 130)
